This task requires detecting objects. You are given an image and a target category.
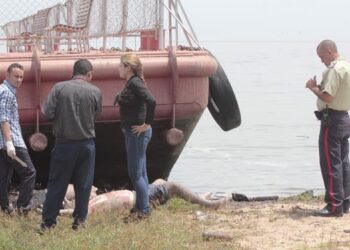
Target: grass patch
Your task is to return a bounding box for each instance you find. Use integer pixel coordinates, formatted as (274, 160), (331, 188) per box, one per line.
(163, 197), (199, 213)
(282, 190), (324, 202)
(315, 240), (350, 250)
(0, 200), (240, 250)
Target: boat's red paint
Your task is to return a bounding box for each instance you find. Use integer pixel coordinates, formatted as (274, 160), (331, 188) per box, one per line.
(0, 50), (217, 187)
(0, 50), (217, 125)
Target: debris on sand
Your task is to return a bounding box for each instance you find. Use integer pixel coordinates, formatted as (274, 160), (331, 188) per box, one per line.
(202, 230), (233, 241)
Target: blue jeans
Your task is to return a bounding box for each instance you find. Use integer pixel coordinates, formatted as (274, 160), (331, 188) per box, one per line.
(42, 139), (95, 226)
(122, 126), (152, 214)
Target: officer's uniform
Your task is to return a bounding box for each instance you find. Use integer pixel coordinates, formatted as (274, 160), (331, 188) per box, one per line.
(316, 56), (350, 213)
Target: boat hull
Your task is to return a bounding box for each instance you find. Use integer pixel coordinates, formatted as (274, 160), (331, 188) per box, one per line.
(0, 50), (217, 189)
(22, 115), (201, 189)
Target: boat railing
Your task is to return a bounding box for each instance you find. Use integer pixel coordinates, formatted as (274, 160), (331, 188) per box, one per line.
(45, 0), (92, 53)
(0, 0), (201, 54)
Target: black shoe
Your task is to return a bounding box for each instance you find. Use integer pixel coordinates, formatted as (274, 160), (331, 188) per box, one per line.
(123, 210), (150, 224)
(17, 207), (31, 216)
(72, 217), (85, 230)
(1, 204), (14, 215)
(129, 207), (138, 214)
(312, 207), (343, 217)
(343, 200), (350, 214)
(37, 222), (56, 235)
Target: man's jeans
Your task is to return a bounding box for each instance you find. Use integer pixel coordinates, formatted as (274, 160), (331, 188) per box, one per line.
(0, 147), (36, 209)
(122, 126), (152, 214)
(42, 139), (95, 226)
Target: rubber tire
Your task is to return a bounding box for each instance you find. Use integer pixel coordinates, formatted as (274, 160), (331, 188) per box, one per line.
(208, 55), (241, 131)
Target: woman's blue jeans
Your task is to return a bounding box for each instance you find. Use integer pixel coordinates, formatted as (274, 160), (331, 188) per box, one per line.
(122, 126), (152, 214)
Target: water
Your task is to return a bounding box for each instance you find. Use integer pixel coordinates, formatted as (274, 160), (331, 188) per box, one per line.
(170, 41), (350, 197)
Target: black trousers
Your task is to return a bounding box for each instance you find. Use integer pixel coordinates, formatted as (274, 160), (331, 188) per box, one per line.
(0, 147), (36, 209)
(319, 113), (350, 212)
(42, 139), (95, 226)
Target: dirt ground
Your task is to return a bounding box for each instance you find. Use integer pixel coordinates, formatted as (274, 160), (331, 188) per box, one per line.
(193, 198), (350, 250)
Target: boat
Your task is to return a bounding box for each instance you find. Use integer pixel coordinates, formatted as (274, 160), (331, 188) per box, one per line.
(0, 0), (240, 189)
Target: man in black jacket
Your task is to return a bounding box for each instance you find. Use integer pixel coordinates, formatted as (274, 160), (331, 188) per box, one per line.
(41, 59), (102, 229)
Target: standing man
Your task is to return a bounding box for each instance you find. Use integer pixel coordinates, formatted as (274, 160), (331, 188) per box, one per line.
(306, 40), (350, 217)
(0, 63), (36, 215)
(41, 59), (102, 230)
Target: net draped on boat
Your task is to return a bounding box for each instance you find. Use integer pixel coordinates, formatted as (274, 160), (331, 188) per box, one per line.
(0, 0), (162, 52)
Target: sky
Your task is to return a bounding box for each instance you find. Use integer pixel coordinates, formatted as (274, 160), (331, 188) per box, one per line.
(180, 0), (350, 42)
(1, 0), (350, 42)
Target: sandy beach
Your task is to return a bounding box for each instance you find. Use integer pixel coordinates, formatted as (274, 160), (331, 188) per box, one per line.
(198, 197), (350, 250)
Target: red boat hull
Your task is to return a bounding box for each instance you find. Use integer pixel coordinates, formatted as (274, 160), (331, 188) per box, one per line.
(0, 50), (217, 188)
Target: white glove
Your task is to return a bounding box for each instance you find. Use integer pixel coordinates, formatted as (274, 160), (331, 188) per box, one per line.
(6, 141), (16, 159)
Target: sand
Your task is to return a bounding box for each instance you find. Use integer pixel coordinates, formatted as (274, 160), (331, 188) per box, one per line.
(194, 199), (350, 250)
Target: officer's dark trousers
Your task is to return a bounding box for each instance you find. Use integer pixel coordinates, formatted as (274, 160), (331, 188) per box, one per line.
(319, 112), (350, 212)
(0, 147), (36, 209)
(42, 139), (95, 226)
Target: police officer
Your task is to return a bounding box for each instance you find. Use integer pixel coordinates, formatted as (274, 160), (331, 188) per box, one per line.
(306, 40), (350, 217)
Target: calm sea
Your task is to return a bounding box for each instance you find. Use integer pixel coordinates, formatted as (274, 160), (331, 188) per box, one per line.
(170, 41), (350, 197)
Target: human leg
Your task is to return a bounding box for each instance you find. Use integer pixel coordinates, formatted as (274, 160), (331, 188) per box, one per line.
(141, 128), (152, 186)
(42, 143), (76, 227)
(165, 181), (227, 209)
(151, 179), (167, 185)
(340, 115), (350, 213)
(71, 139), (95, 223)
(7, 164), (13, 195)
(342, 137), (350, 213)
(137, 128), (151, 211)
(123, 127), (151, 214)
(319, 126), (329, 197)
(13, 148), (36, 210)
(0, 151), (13, 211)
(88, 190), (135, 214)
(316, 123), (344, 215)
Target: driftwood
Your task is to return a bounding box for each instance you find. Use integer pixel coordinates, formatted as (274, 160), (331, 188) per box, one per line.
(232, 193), (279, 202)
(202, 230), (233, 241)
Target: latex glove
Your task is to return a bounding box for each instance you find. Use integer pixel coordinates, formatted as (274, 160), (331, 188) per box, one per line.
(6, 141), (16, 159)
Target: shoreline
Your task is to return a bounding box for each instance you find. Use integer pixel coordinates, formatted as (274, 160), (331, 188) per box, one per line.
(200, 197), (350, 249)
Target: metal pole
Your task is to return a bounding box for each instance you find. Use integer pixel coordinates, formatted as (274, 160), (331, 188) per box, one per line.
(168, 0), (173, 48)
(177, 0), (199, 41)
(158, 0), (164, 50)
(162, 1), (202, 49)
(102, 0), (107, 51)
(122, 0), (128, 51)
(174, 0), (178, 47)
(170, 0), (191, 48)
(66, 0), (73, 51)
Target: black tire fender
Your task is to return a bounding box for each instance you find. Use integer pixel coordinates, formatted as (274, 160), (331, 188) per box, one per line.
(208, 54), (241, 131)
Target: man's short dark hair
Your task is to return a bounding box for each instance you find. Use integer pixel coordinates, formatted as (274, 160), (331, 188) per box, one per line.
(7, 63), (24, 73)
(73, 59), (93, 76)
